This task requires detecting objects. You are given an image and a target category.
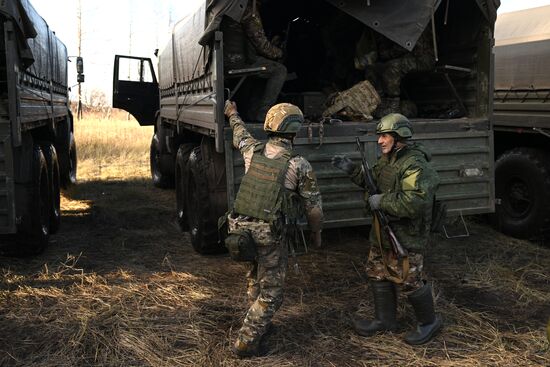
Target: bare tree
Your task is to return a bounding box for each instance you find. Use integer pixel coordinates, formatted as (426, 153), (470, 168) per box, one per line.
(87, 89), (111, 118)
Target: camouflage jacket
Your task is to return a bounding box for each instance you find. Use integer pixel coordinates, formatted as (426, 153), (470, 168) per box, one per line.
(241, 3), (283, 60)
(229, 114), (323, 226)
(350, 142), (439, 251)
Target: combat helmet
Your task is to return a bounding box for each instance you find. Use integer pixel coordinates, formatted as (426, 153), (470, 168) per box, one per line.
(376, 113), (413, 139)
(264, 103), (304, 134)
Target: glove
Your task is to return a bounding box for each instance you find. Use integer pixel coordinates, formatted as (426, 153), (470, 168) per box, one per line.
(224, 100), (238, 118)
(331, 155), (357, 175)
(368, 194), (383, 210)
(310, 230), (322, 248)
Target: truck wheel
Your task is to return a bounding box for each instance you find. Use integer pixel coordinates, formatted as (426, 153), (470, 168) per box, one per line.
(175, 143), (195, 231)
(17, 145), (51, 254)
(67, 133), (77, 185)
(41, 143), (61, 234)
(493, 148), (550, 238)
(57, 131), (77, 189)
(185, 146), (224, 254)
(150, 133), (174, 188)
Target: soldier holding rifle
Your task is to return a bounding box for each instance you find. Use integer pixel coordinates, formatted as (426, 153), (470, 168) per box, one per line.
(332, 113), (442, 345)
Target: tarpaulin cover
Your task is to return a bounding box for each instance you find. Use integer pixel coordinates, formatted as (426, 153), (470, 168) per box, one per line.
(0, 0), (37, 67)
(199, 0), (248, 46)
(199, 0), (499, 50)
(324, 0), (441, 51)
(0, 0), (67, 84)
(494, 5), (550, 89)
(199, 0), (442, 50)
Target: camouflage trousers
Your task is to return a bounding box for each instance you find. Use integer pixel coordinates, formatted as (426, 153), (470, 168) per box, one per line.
(228, 216), (288, 346)
(366, 242), (425, 295)
(228, 56), (287, 122)
(381, 54), (434, 97)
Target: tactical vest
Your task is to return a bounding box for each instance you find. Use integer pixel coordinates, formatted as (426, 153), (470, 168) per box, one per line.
(233, 144), (294, 223)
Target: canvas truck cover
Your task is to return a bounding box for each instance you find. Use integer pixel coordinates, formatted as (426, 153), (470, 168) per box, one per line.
(494, 5), (550, 89)
(0, 0), (36, 67)
(200, 0), (499, 50)
(0, 0), (68, 86)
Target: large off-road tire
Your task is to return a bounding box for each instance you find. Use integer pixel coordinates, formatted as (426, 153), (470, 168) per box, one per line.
(67, 133), (77, 185)
(185, 146), (224, 254)
(41, 143), (61, 234)
(150, 133), (174, 189)
(493, 148), (550, 238)
(58, 122), (77, 188)
(17, 145), (51, 254)
(175, 143), (195, 231)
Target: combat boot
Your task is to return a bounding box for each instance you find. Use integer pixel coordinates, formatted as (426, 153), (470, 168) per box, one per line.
(353, 281), (398, 336)
(232, 337), (266, 358)
(404, 282), (443, 345)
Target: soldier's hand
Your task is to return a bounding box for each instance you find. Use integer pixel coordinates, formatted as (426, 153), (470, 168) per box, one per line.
(331, 155), (356, 175)
(224, 100), (238, 118)
(368, 194), (383, 210)
(310, 230), (322, 248)
(271, 35), (282, 48)
(272, 46), (284, 61)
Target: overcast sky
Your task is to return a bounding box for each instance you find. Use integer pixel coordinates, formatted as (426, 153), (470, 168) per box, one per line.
(30, 0), (550, 102)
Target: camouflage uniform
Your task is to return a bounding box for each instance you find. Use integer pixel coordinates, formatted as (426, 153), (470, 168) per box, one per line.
(222, 1), (286, 121)
(379, 29), (435, 98)
(334, 113), (442, 344)
(228, 112), (323, 352)
(350, 142), (439, 294)
(355, 27), (435, 116)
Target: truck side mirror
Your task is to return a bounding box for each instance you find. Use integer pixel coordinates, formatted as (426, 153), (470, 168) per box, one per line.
(76, 57), (84, 74)
(76, 57), (84, 83)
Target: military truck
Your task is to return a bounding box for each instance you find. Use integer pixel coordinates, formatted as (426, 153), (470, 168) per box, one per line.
(0, 0), (79, 253)
(492, 5), (550, 239)
(113, 0), (497, 254)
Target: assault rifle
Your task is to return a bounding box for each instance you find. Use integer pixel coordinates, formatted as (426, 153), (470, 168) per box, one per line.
(355, 137), (408, 258)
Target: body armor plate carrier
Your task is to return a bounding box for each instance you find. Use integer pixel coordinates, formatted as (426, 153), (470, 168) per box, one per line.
(233, 144), (292, 223)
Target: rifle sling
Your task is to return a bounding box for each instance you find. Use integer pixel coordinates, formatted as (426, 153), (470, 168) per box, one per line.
(373, 215), (410, 284)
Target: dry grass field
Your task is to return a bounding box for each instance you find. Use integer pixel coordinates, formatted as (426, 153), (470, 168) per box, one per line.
(0, 115), (549, 366)
(74, 114), (154, 180)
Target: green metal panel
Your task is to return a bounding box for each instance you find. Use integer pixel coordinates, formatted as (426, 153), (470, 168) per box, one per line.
(225, 118), (494, 228)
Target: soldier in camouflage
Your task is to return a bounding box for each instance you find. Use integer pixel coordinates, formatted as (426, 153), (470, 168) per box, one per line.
(332, 113), (443, 345)
(225, 100), (323, 357)
(221, 0), (286, 122)
(355, 27), (435, 117)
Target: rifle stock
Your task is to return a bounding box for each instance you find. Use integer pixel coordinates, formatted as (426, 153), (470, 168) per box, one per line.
(355, 137), (408, 258)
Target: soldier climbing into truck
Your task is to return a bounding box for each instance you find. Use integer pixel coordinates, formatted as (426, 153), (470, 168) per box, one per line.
(202, 0), (287, 122)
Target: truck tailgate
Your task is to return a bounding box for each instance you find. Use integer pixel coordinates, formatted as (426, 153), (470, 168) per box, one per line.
(225, 118), (494, 228)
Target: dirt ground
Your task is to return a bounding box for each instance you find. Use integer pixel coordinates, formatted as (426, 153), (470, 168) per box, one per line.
(1, 175), (549, 366)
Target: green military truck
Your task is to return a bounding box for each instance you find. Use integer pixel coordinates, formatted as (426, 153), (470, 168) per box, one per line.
(0, 0), (79, 253)
(113, 0), (497, 254)
(492, 5), (550, 239)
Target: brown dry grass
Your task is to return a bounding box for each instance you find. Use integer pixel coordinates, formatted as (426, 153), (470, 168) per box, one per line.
(0, 116), (549, 366)
(74, 114), (153, 180)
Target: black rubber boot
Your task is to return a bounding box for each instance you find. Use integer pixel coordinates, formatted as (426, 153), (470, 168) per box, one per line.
(404, 282), (443, 345)
(353, 281), (398, 336)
